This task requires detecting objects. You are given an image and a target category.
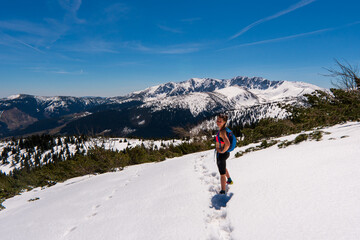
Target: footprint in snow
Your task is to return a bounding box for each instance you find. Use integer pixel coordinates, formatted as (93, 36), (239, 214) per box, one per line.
(93, 204), (101, 210)
(63, 226), (77, 237)
(87, 212), (98, 219)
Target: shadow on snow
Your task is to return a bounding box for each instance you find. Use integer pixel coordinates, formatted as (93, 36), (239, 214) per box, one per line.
(211, 193), (234, 210)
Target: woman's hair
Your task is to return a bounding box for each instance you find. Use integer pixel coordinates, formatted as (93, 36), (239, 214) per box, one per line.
(217, 113), (228, 122)
(217, 113), (228, 129)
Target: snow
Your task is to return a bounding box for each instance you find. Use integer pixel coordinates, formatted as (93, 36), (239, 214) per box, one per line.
(227, 122), (360, 239)
(251, 81), (323, 102)
(122, 127), (136, 135)
(6, 94), (21, 100)
(1, 77), (322, 121)
(138, 120), (146, 125)
(142, 92), (219, 117)
(138, 78), (321, 117)
(0, 137), (187, 175)
(72, 111), (92, 119)
(214, 86), (249, 99)
(1, 122), (360, 240)
(3, 95), (108, 115)
(44, 100), (68, 113)
(190, 102), (290, 135)
(214, 86), (259, 108)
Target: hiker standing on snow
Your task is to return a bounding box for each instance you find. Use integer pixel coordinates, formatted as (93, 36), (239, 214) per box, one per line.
(215, 113), (234, 194)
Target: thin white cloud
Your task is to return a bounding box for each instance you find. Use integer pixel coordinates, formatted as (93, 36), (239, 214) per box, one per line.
(221, 28), (332, 51)
(343, 20), (360, 28)
(157, 24), (183, 34)
(0, 20), (53, 37)
(119, 41), (202, 54)
(230, 0), (316, 40)
(159, 47), (199, 54)
(104, 3), (129, 22)
(58, 0), (85, 24)
(55, 40), (149, 54)
(10, 37), (45, 54)
(150, 42), (202, 54)
(223, 20), (360, 50)
(60, 39), (120, 53)
(27, 67), (85, 75)
(58, 0), (82, 12)
(51, 69), (84, 74)
(43, 18), (69, 44)
(0, 19), (69, 48)
(0, 32), (45, 54)
(56, 38), (202, 55)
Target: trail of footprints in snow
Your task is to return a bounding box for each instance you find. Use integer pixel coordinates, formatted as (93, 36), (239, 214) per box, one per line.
(195, 153), (234, 240)
(63, 169), (141, 238)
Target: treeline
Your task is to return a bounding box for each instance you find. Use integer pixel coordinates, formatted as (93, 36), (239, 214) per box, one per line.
(0, 135), (89, 172)
(0, 133), (196, 183)
(0, 138), (212, 207)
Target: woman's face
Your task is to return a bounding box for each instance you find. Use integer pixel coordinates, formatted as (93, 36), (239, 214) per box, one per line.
(216, 117), (225, 129)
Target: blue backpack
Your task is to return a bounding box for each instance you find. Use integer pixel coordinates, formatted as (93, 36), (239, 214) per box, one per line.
(216, 127), (237, 152)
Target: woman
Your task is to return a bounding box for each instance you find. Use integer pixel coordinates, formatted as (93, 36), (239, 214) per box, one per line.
(215, 113), (233, 194)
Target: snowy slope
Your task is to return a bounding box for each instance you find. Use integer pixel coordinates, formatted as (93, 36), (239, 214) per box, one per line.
(2, 122), (359, 240)
(141, 91), (231, 117)
(190, 102), (290, 135)
(213, 86), (260, 108)
(0, 137), (187, 175)
(251, 80), (323, 102)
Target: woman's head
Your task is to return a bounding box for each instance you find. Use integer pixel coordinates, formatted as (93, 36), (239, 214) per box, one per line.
(216, 113), (228, 129)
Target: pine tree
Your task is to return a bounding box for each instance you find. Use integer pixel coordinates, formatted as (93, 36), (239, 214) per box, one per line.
(57, 137), (62, 145)
(34, 154), (40, 166)
(14, 154), (20, 164)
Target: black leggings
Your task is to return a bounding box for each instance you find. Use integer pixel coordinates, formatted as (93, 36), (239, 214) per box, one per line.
(216, 152), (230, 175)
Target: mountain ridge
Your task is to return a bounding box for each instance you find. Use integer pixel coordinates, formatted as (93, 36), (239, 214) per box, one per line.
(0, 76), (323, 138)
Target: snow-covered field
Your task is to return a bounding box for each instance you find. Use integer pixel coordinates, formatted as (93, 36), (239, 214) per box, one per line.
(1, 122), (360, 240)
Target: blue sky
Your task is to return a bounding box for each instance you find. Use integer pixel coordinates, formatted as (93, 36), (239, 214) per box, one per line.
(0, 0), (359, 98)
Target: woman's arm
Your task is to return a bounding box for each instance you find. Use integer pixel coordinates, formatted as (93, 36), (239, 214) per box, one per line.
(215, 140), (220, 153)
(218, 129), (230, 153)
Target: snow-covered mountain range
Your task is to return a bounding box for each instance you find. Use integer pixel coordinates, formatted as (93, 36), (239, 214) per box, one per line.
(123, 76), (320, 116)
(0, 76), (322, 138)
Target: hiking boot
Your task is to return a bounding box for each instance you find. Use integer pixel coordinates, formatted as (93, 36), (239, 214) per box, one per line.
(226, 178), (233, 185)
(219, 190), (226, 194)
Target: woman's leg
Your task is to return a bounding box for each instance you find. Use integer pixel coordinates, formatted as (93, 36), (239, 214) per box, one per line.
(226, 169), (230, 179)
(217, 154), (226, 191)
(221, 175), (226, 191)
(217, 152), (230, 192)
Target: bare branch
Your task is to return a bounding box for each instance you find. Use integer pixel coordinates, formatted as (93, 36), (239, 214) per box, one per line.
(324, 59), (360, 91)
